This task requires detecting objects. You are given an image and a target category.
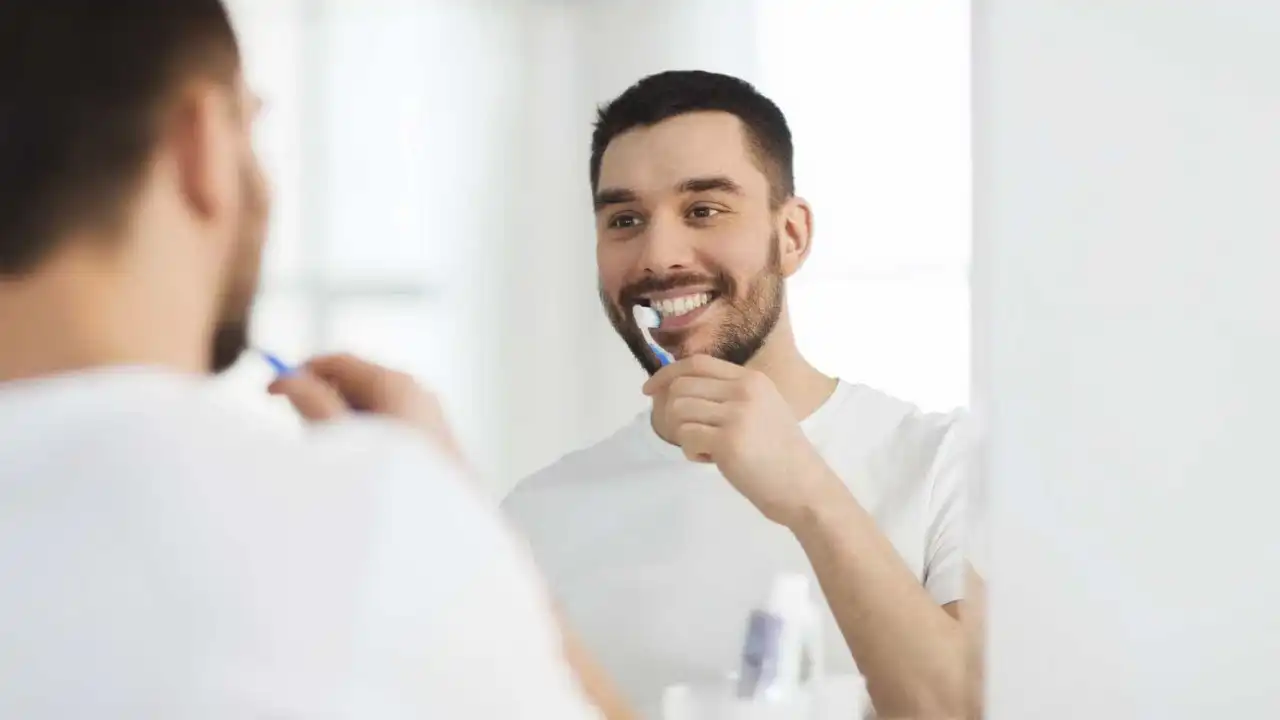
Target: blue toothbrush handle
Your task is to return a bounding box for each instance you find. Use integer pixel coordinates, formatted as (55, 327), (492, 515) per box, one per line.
(259, 350), (294, 376)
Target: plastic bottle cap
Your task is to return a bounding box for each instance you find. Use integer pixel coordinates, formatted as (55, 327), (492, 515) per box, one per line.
(766, 574), (813, 616)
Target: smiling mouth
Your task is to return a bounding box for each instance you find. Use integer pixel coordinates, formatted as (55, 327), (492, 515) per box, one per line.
(638, 290), (718, 319)
(634, 290), (721, 333)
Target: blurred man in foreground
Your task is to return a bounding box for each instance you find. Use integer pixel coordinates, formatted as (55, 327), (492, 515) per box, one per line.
(0, 2), (625, 717)
(505, 71), (984, 718)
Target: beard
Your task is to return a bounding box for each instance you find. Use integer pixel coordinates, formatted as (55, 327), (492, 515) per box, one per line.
(209, 160), (269, 374)
(601, 234), (785, 376)
(210, 317), (250, 374)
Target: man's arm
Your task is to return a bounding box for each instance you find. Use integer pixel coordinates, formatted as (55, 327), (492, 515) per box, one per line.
(641, 357), (983, 718)
(789, 462), (981, 718)
(557, 609), (636, 720)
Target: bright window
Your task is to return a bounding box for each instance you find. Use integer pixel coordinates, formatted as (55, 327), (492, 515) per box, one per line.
(755, 0), (971, 411)
(217, 1), (470, 437)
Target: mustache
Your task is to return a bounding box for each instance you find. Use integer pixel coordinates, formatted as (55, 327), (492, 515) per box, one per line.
(617, 270), (736, 308)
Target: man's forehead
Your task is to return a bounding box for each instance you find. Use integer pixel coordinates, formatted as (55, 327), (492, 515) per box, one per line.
(597, 111), (768, 196)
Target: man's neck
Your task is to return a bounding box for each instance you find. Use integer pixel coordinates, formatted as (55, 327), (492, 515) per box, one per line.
(0, 255), (211, 383)
(741, 323), (839, 423)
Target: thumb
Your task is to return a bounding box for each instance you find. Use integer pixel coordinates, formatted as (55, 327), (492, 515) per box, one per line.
(268, 372), (350, 422)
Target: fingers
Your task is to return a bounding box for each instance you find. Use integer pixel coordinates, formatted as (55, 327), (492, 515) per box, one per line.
(303, 353), (412, 413)
(664, 376), (739, 403)
(656, 375), (738, 462)
(273, 353), (479, 478)
(665, 396), (730, 427)
(268, 372), (349, 422)
(674, 423), (717, 463)
(294, 353), (451, 445)
(643, 354), (743, 395)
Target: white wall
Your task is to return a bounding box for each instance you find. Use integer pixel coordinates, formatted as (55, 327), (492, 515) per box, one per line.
(976, 2), (1280, 717)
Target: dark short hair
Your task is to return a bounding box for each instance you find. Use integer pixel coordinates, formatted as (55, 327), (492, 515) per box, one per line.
(589, 70), (795, 207)
(0, 0), (240, 275)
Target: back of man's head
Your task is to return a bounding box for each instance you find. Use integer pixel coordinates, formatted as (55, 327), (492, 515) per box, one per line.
(0, 1), (272, 375)
(0, 0), (241, 273)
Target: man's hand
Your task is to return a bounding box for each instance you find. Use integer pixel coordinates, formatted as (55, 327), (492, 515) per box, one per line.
(642, 354), (830, 527)
(268, 353), (466, 466)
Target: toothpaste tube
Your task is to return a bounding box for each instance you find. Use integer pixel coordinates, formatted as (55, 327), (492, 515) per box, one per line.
(735, 574), (823, 702)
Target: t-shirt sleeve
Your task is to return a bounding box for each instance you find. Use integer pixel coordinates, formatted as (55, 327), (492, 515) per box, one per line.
(346, 432), (602, 719)
(921, 412), (983, 606)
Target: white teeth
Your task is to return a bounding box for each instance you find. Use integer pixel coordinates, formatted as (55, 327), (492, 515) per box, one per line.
(654, 292), (711, 318)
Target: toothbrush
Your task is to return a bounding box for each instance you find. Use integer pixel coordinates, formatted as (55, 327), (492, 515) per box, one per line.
(258, 349), (294, 377)
(632, 305), (675, 367)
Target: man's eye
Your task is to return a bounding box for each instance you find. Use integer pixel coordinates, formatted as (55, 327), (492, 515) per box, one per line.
(609, 214), (642, 230)
(688, 206), (721, 220)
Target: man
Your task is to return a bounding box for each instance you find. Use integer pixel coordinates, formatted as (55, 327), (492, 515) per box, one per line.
(0, 2), (626, 717)
(505, 70), (983, 718)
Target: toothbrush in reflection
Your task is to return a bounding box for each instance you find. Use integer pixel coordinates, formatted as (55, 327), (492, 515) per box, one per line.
(632, 305), (674, 367)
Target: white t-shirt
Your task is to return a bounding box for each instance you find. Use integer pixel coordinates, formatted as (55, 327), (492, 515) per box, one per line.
(504, 380), (975, 717)
(0, 368), (599, 719)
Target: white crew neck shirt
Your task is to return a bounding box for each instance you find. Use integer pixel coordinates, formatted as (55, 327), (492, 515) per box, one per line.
(0, 367), (599, 719)
(504, 380), (975, 717)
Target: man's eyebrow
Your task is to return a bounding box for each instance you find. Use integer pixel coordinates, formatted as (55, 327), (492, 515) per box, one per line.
(594, 187), (638, 212)
(678, 176), (744, 195)
(594, 176), (742, 212)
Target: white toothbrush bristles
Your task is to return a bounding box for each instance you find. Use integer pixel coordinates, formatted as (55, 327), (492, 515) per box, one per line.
(632, 304), (661, 329)
(632, 304), (673, 365)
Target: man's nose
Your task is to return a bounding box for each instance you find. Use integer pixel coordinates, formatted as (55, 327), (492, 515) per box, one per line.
(637, 215), (696, 274)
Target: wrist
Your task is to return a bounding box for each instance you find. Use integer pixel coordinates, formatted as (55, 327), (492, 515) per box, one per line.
(780, 447), (848, 532)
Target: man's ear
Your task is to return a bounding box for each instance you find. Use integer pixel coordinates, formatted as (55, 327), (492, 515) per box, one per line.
(168, 82), (239, 223)
(777, 196), (815, 277)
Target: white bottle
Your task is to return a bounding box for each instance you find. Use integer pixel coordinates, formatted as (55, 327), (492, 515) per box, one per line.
(735, 574), (824, 703)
